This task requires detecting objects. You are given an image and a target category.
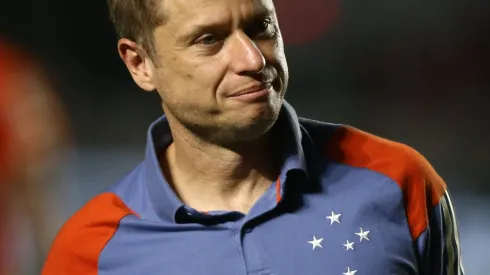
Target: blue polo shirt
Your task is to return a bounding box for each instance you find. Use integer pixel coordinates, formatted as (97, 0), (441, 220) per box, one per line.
(43, 102), (464, 275)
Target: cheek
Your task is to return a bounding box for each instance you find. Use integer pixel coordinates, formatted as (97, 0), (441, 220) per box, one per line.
(261, 37), (287, 65)
(274, 35), (288, 67)
(154, 59), (226, 106)
(262, 39), (289, 82)
(270, 40), (289, 92)
(186, 56), (228, 96)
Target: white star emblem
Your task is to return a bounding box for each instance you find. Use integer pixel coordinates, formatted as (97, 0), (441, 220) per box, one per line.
(355, 227), (370, 242)
(343, 240), (354, 251)
(343, 267), (358, 275)
(326, 211), (341, 225)
(307, 235), (324, 250)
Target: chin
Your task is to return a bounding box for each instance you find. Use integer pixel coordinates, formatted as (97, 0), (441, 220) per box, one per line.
(243, 94), (282, 116)
(176, 99), (283, 145)
(230, 106), (280, 141)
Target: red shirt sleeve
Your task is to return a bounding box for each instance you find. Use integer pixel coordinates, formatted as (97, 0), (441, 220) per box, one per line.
(42, 192), (138, 275)
(325, 125), (465, 274)
(325, 125), (446, 239)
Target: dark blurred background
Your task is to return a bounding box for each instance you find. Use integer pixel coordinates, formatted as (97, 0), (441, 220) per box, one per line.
(1, 0), (488, 273)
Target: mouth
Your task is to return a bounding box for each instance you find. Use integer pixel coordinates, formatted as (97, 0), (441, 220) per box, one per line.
(229, 83), (273, 97)
(227, 83), (273, 102)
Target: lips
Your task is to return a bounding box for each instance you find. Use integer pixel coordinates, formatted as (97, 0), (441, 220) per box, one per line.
(229, 83), (272, 97)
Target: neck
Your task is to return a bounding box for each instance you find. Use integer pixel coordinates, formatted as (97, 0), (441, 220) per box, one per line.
(160, 119), (281, 214)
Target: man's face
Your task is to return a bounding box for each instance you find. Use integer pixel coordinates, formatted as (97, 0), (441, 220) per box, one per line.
(150, 0), (288, 144)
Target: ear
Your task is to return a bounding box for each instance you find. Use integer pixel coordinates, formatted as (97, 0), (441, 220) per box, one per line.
(117, 38), (156, 91)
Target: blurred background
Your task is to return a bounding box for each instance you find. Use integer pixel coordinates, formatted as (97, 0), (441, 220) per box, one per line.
(0, 0), (488, 273)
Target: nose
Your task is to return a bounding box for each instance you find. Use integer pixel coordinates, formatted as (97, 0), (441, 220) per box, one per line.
(227, 31), (266, 75)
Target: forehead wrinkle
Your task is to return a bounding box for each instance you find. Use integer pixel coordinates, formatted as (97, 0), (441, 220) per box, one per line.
(236, 0), (276, 23)
(166, 0), (274, 25)
(158, 0), (277, 46)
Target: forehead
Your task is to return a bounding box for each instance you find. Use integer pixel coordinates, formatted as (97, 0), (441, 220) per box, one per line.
(163, 0), (275, 24)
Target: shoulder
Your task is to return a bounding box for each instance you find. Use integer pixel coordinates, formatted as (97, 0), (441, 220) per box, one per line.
(322, 124), (445, 202)
(42, 192), (139, 275)
(300, 118), (446, 239)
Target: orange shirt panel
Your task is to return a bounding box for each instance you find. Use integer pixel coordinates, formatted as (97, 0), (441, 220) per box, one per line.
(42, 192), (138, 275)
(325, 126), (446, 240)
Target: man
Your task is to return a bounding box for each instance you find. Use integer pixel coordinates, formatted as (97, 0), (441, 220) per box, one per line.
(43, 0), (464, 274)
(0, 39), (70, 274)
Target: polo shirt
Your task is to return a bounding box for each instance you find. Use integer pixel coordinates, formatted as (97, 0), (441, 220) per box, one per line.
(42, 102), (464, 275)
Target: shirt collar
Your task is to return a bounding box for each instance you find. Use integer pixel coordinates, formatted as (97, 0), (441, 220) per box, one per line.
(276, 101), (307, 176)
(144, 101), (307, 223)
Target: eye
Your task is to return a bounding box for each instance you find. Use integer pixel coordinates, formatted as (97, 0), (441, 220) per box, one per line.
(196, 34), (221, 46)
(258, 18), (273, 32)
(247, 17), (277, 38)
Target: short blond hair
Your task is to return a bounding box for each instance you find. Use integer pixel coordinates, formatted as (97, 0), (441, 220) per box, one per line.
(107, 0), (166, 58)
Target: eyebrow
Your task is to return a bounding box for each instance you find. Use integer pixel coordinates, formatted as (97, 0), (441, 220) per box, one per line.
(176, 6), (274, 44)
(178, 20), (231, 44)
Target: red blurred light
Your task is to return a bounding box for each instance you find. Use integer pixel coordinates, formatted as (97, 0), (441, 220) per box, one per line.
(275, 0), (341, 45)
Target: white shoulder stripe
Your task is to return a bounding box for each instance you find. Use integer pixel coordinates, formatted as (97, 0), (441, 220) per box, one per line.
(441, 191), (465, 275)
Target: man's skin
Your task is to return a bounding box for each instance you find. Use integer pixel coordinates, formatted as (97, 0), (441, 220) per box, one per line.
(40, 1), (466, 274)
(118, 0), (288, 214)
